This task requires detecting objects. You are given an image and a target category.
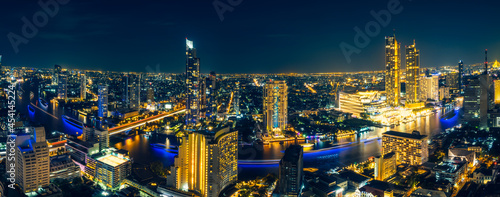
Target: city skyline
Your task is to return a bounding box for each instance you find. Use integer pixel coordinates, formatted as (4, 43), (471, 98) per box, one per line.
(1, 1), (500, 73)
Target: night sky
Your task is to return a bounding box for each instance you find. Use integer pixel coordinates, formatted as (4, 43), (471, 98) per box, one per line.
(1, 0), (499, 73)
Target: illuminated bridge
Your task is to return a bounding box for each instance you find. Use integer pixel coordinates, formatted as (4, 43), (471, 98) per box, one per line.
(108, 108), (186, 136)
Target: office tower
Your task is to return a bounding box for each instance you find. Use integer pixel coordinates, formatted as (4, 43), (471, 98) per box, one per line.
(147, 87), (154, 103)
(167, 127), (238, 197)
(52, 65), (61, 85)
(419, 75), (439, 101)
(80, 73), (86, 100)
(234, 81), (240, 116)
(459, 60), (464, 94)
(374, 152), (396, 181)
(277, 145), (303, 196)
(263, 80), (288, 137)
(446, 72), (459, 91)
(57, 74), (67, 99)
(382, 131), (428, 165)
(98, 85), (108, 118)
(185, 38), (201, 126)
(385, 35), (401, 107)
(205, 71), (217, 119)
(15, 127), (50, 193)
(405, 40), (420, 103)
(480, 50), (489, 129)
(122, 74), (141, 110)
(463, 78), (481, 123)
(495, 80), (500, 105)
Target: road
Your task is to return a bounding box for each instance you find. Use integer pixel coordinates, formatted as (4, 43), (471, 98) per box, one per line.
(108, 108), (186, 135)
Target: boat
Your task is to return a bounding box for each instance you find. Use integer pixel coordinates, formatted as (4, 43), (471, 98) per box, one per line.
(62, 115), (84, 131)
(39, 98), (49, 109)
(28, 105), (35, 114)
(300, 143), (314, 148)
(30, 91), (34, 100)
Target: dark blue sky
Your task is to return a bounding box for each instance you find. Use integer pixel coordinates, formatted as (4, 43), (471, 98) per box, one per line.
(1, 0), (499, 73)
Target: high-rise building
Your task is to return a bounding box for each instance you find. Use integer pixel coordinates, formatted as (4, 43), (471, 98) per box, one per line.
(80, 73), (86, 100)
(480, 50), (490, 129)
(94, 151), (132, 189)
(458, 60), (464, 95)
(52, 65), (62, 85)
(405, 40), (420, 103)
(277, 145), (304, 197)
(374, 152), (396, 181)
(419, 75), (439, 101)
(463, 77), (481, 123)
(446, 72), (459, 91)
(167, 127), (238, 197)
(385, 35), (401, 107)
(83, 126), (109, 151)
(205, 71), (217, 119)
(147, 87), (154, 104)
(15, 127), (50, 193)
(57, 74), (68, 99)
(185, 38), (201, 126)
(122, 74), (141, 110)
(494, 80), (500, 105)
(234, 81), (240, 116)
(263, 80), (288, 137)
(382, 131), (428, 165)
(98, 85), (108, 118)
(439, 86), (451, 100)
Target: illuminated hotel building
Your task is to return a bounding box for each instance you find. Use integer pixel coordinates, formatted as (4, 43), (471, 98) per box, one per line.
(80, 73), (86, 100)
(167, 127), (238, 197)
(382, 131), (428, 165)
(94, 151), (132, 189)
(186, 38), (201, 126)
(263, 80), (288, 137)
(495, 80), (500, 104)
(98, 85), (108, 118)
(374, 152), (396, 181)
(405, 40), (420, 103)
(57, 74), (68, 99)
(419, 75), (439, 101)
(15, 127), (50, 193)
(385, 35), (401, 107)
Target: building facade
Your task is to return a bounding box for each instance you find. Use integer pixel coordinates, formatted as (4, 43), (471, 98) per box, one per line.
(382, 131), (428, 165)
(98, 85), (108, 118)
(263, 80), (288, 137)
(385, 35), (401, 107)
(57, 74), (68, 99)
(278, 145), (304, 197)
(374, 152), (396, 181)
(405, 40), (420, 103)
(419, 75), (439, 101)
(185, 38), (201, 126)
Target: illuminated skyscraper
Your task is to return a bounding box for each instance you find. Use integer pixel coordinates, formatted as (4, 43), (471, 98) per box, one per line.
(234, 81), (240, 116)
(52, 65), (61, 85)
(205, 71), (217, 119)
(168, 127), (238, 197)
(122, 74), (141, 110)
(186, 38), (201, 126)
(263, 80), (288, 137)
(385, 35), (401, 106)
(405, 40), (420, 103)
(495, 80), (500, 105)
(80, 73), (86, 100)
(480, 50), (489, 129)
(464, 77), (481, 123)
(277, 145), (303, 196)
(147, 87), (154, 103)
(15, 127), (50, 193)
(446, 72), (459, 91)
(98, 85), (108, 118)
(374, 152), (396, 181)
(57, 74), (68, 99)
(459, 60), (464, 95)
(419, 75), (439, 101)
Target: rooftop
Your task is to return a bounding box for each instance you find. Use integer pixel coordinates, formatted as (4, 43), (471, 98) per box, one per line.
(97, 154), (129, 167)
(383, 131), (427, 140)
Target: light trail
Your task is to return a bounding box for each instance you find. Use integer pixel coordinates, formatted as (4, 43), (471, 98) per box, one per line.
(304, 83), (317, 93)
(227, 92), (234, 114)
(109, 108), (186, 135)
(30, 102), (58, 119)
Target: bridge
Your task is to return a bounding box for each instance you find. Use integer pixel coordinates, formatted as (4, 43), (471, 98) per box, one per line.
(108, 108), (186, 136)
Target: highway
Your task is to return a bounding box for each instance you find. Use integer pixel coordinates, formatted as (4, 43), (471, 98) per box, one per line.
(108, 108), (186, 135)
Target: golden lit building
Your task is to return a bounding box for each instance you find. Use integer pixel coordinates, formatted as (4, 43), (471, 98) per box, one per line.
(405, 40), (420, 103)
(495, 80), (500, 104)
(374, 152), (396, 181)
(446, 72), (459, 90)
(385, 35), (401, 107)
(263, 80), (288, 137)
(338, 91), (385, 117)
(168, 127), (238, 197)
(419, 75), (439, 101)
(94, 151), (132, 189)
(382, 131), (428, 165)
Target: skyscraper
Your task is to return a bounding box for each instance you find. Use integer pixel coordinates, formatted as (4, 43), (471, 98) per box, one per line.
(495, 80), (500, 105)
(52, 65), (61, 85)
(98, 85), (108, 118)
(263, 80), (288, 137)
(419, 75), (439, 101)
(15, 127), (50, 193)
(234, 81), (241, 116)
(57, 74), (68, 99)
(122, 74), (141, 110)
(147, 87), (154, 103)
(167, 127), (238, 197)
(205, 71), (217, 119)
(405, 40), (420, 103)
(463, 77), (481, 123)
(185, 38), (201, 126)
(480, 50), (489, 129)
(446, 72), (459, 91)
(277, 145), (304, 197)
(459, 60), (464, 95)
(80, 73), (86, 100)
(385, 35), (401, 107)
